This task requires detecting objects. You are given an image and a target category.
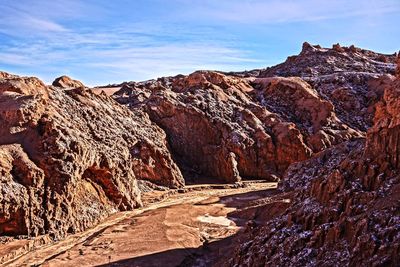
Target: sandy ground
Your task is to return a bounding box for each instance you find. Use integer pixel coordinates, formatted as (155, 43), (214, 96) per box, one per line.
(90, 87), (121, 96)
(1, 181), (282, 267)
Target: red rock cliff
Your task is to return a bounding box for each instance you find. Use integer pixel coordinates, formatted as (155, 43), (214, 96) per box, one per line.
(0, 73), (183, 238)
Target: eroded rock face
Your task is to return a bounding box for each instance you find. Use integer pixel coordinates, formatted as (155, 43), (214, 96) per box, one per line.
(255, 43), (397, 132)
(0, 144), (45, 236)
(249, 77), (362, 151)
(366, 77), (400, 170)
(227, 73), (400, 267)
(0, 72), (183, 238)
(0, 75), (48, 98)
(114, 71), (361, 183)
(396, 53), (400, 78)
(52, 75), (85, 89)
(114, 44), (393, 184)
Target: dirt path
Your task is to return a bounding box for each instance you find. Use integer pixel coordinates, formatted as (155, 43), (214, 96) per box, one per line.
(1, 181), (281, 267)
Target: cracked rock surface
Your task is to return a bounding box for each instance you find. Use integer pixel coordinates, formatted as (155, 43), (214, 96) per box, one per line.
(224, 51), (400, 267)
(0, 73), (183, 238)
(114, 70), (362, 183)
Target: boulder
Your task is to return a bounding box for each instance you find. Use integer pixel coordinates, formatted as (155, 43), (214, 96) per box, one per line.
(52, 75), (85, 88)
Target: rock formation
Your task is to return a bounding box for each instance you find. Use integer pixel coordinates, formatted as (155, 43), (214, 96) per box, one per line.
(114, 71), (362, 183)
(255, 42), (396, 132)
(113, 43), (394, 184)
(225, 55), (400, 267)
(396, 53), (400, 78)
(249, 77), (362, 151)
(366, 75), (400, 170)
(0, 73), (183, 238)
(1, 43), (399, 265)
(52, 75), (85, 88)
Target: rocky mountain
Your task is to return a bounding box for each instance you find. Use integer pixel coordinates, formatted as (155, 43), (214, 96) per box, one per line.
(0, 43), (399, 266)
(226, 65), (400, 267)
(112, 73), (362, 183)
(228, 42), (397, 132)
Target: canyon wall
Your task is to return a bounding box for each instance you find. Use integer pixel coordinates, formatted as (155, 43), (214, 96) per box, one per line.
(0, 74), (183, 238)
(226, 48), (400, 267)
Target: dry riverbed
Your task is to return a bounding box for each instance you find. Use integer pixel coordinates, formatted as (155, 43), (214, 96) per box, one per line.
(1, 181), (285, 267)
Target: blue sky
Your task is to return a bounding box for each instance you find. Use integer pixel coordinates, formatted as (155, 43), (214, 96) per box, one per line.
(0, 0), (399, 86)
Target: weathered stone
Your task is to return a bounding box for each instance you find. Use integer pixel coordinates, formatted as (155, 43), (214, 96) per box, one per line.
(52, 75), (85, 89)
(0, 72), (183, 238)
(257, 43), (397, 131)
(114, 71), (363, 183)
(226, 70), (400, 267)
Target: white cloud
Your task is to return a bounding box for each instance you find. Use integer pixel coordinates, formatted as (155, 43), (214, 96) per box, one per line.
(0, 4), (69, 37)
(0, 25), (260, 85)
(1, 0), (398, 85)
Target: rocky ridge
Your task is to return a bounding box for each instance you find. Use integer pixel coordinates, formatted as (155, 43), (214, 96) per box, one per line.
(259, 43), (397, 132)
(0, 74), (183, 239)
(0, 43), (399, 267)
(224, 53), (400, 266)
(113, 67), (364, 183)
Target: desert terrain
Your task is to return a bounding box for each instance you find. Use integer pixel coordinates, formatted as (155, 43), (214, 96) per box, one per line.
(2, 182), (280, 266)
(1, 43), (399, 266)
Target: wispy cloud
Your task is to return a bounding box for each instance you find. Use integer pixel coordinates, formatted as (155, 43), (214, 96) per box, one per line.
(0, 0), (266, 85)
(0, 13), (68, 37)
(0, 0), (399, 85)
(0, 0), (84, 37)
(0, 23), (260, 85)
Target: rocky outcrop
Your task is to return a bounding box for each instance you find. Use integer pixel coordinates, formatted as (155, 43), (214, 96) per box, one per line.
(114, 70), (361, 183)
(112, 44), (392, 184)
(0, 71), (18, 79)
(0, 144), (45, 236)
(366, 76), (400, 170)
(0, 72), (183, 238)
(396, 53), (400, 78)
(255, 43), (397, 132)
(226, 72), (400, 266)
(249, 77), (362, 151)
(0, 75), (48, 97)
(116, 71), (295, 182)
(52, 75), (85, 88)
(260, 42), (396, 78)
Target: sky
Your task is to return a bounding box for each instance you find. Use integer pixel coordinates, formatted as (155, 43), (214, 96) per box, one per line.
(0, 0), (399, 86)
